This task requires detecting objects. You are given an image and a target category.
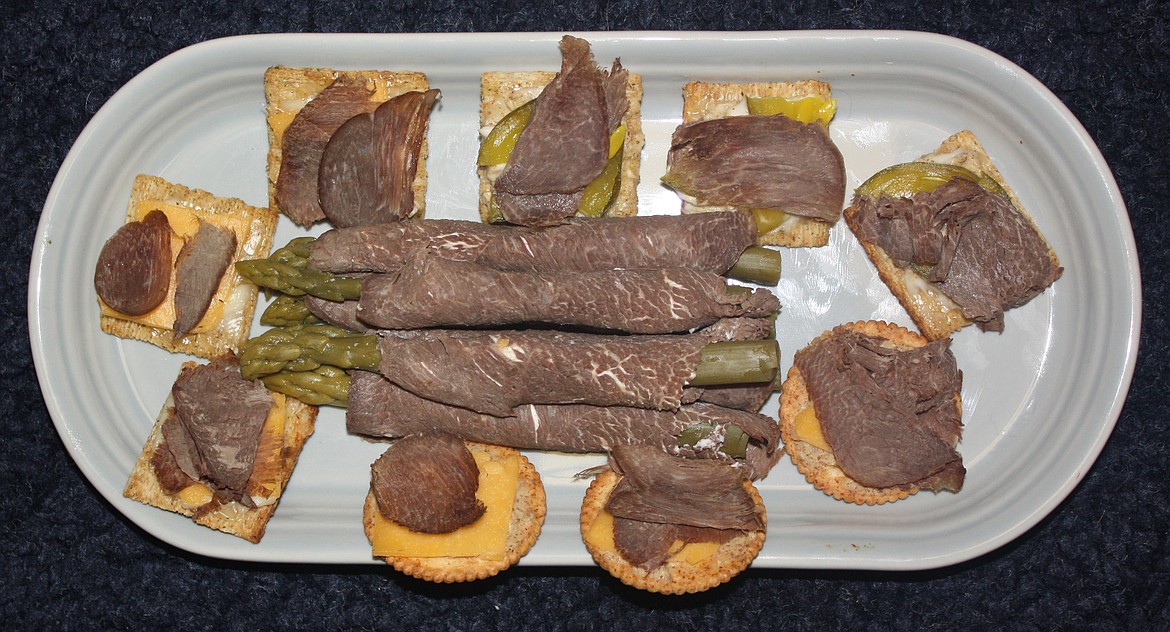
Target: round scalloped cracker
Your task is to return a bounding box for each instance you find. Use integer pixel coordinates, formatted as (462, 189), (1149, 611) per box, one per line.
(579, 469), (766, 595)
(779, 320), (953, 506)
(362, 443), (545, 583)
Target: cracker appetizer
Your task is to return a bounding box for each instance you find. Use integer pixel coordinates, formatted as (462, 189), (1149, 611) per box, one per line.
(265, 66), (438, 227)
(843, 130), (1063, 339)
(779, 320), (964, 505)
(477, 35), (643, 226)
(94, 175), (277, 358)
(661, 81), (846, 247)
(363, 433), (545, 583)
(123, 355), (318, 543)
(580, 445), (767, 594)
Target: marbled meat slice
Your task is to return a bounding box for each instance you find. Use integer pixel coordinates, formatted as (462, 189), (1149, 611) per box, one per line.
(309, 219), (508, 272)
(317, 89), (440, 227)
(172, 222), (237, 338)
(664, 115), (845, 222)
(274, 77), (377, 226)
(793, 329), (965, 491)
(376, 329), (707, 417)
(159, 355), (274, 506)
(94, 210), (172, 316)
(309, 211), (756, 276)
(604, 444), (763, 530)
(357, 251), (780, 333)
(849, 177), (1063, 332)
(494, 35), (626, 226)
(370, 431), (485, 534)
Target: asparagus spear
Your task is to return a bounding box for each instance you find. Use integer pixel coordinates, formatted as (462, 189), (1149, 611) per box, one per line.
(237, 324), (380, 380)
(260, 294), (322, 327)
(235, 237), (362, 301)
(727, 246), (782, 286)
(260, 365), (350, 407)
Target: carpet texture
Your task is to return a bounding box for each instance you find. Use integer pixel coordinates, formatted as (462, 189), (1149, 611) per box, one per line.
(3, 1), (1167, 628)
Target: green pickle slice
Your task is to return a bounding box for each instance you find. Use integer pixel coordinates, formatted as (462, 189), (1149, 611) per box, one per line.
(578, 144), (623, 217)
(477, 99), (536, 167)
(480, 96), (626, 218)
(856, 162), (1006, 199)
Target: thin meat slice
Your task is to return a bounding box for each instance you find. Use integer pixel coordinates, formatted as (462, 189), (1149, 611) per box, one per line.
(604, 445), (764, 531)
(612, 518), (740, 570)
(274, 77), (377, 226)
(309, 211), (757, 276)
(376, 329), (708, 417)
(318, 89), (440, 227)
(309, 219), (508, 272)
(794, 329), (965, 492)
(161, 355), (274, 506)
(346, 371), (780, 479)
(94, 210), (172, 316)
(370, 432), (485, 534)
(356, 251), (780, 333)
(664, 115), (846, 222)
(173, 222), (237, 338)
(304, 295), (368, 332)
(494, 35), (626, 226)
(150, 435), (196, 495)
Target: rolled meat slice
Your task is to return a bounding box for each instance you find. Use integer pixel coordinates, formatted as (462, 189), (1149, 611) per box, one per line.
(308, 211), (756, 276)
(356, 251), (780, 333)
(376, 328), (754, 417)
(346, 371), (780, 480)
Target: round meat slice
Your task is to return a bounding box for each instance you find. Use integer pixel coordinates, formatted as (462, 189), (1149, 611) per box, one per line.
(94, 210), (173, 316)
(317, 89), (439, 228)
(370, 431), (485, 534)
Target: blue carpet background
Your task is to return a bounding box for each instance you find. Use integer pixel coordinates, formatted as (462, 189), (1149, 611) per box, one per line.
(3, 1), (1166, 628)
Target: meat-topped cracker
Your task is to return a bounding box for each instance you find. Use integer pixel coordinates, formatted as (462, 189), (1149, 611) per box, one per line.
(123, 357), (318, 543)
(96, 175), (277, 359)
(664, 80), (845, 248)
(362, 440), (546, 583)
(580, 446), (767, 594)
(264, 66), (433, 227)
(478, 36), (644, 225)
(779, 320), (965, 505)
(843, 130), (1063, 340)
